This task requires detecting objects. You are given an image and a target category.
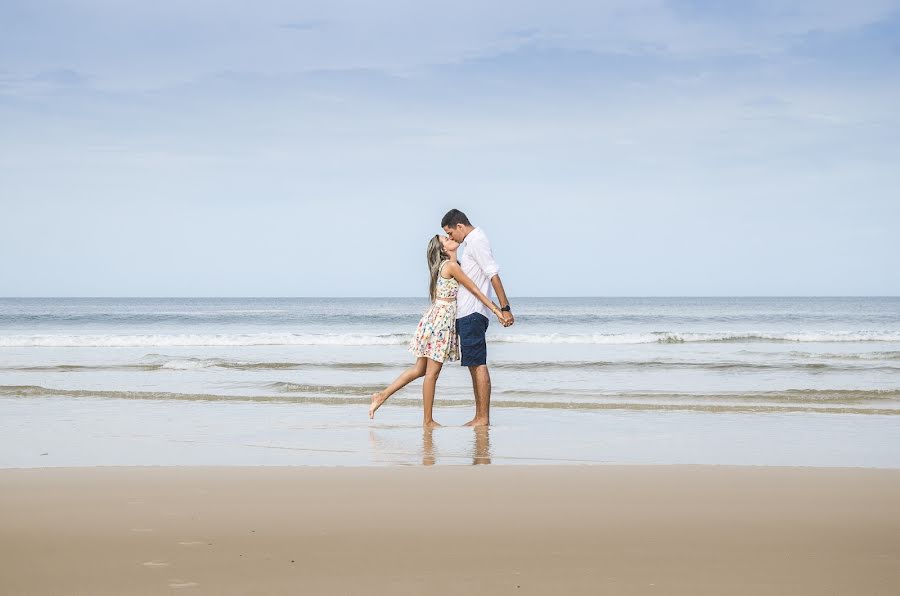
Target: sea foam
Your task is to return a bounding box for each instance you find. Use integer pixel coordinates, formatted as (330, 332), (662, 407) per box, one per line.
(1, 330), (900, 347)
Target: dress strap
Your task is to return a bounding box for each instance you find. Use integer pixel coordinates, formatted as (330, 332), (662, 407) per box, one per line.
(438, 259), (451, 278)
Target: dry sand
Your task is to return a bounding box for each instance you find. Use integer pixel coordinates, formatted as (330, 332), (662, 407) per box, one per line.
(1, 465), (898, 595)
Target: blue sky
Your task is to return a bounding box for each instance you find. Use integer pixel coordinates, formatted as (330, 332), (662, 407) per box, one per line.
(1, 1), (898, 296)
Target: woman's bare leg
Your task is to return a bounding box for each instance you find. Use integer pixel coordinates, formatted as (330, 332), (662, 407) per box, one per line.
(422, 358), (444, 427)
(369, 358), (427, 419)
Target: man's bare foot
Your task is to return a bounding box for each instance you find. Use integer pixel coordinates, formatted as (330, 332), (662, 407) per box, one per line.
(423, 420), (443, 428)
(463, 418), (489, 427)
(369, 392), (387, 419)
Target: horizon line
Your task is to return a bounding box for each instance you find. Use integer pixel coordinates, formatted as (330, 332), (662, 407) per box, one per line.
(1, 296), (898, 300)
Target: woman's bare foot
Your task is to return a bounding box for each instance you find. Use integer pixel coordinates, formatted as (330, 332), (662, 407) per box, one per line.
(423, 420), (443, 428)
(369, 392), (388, 419)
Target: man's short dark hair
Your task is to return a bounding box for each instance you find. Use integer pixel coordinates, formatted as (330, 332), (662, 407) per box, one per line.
(441, 209), (471, 228)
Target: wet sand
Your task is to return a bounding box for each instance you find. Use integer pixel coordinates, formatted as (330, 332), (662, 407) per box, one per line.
(1, 466), (898, 595)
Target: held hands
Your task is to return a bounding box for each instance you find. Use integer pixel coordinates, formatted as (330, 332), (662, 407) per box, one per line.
(492, 305), (514, 328)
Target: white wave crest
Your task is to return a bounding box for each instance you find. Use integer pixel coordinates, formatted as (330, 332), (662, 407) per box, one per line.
(493, 331), (900, 344)
(0, 333), (410, 348)
(157, 358), (215, 370)
(1, 330), (898, 348)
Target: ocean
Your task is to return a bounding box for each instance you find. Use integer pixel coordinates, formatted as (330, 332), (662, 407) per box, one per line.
(1, 297), (898, 467)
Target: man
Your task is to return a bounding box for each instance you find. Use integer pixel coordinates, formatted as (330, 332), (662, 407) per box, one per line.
(441, 208), (514, 427)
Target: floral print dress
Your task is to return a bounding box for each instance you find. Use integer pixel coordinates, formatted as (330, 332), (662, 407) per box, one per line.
(408, 261), (460, 363)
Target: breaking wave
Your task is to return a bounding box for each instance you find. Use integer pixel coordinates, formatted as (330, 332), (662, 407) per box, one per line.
(492, 331), (900, 344)
(0, 333), (410, 347)
(6, 357), (897, 374)
(2, 330), (900, 348)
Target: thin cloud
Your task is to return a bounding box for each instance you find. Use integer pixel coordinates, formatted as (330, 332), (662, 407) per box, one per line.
(33, 69), (90, 86)
(279, 20), (327, 32)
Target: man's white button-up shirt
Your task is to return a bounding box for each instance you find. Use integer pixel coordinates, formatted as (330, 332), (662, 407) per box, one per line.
(456, 227), (500, 320)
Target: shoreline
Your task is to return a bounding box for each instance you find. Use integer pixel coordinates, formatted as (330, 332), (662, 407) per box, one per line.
(4, 397), (899, 469)
(2, 465), (898, 595)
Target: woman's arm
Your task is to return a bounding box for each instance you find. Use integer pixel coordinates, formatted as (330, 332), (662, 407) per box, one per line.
(444, 262), (503, 320)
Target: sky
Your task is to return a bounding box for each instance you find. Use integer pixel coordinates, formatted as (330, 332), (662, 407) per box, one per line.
(1, 0), (898, 297)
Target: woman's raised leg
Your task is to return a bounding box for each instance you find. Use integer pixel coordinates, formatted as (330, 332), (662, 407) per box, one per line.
(369, 358), (427, 419)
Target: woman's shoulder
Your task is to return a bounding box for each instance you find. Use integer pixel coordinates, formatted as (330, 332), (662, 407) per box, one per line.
(440, 260), (459, 277)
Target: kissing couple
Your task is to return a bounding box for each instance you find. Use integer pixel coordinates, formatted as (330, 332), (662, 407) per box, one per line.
(369, 208), (514, 427)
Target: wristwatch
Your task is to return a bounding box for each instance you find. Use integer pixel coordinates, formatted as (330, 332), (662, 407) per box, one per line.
(500, 304), (512, 313)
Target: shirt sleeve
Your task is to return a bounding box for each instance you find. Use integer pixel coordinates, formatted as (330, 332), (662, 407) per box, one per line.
(469, 235), (500, 279)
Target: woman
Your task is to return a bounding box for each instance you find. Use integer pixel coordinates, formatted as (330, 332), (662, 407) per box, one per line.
(369, 235), (506, 426)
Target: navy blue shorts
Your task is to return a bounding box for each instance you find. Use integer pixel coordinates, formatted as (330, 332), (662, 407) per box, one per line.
(456, 313), (489, 367)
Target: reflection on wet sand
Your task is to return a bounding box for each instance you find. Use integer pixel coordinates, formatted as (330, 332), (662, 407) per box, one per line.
(368, 426), (493, 465)
(421, 426), (492, 465)
(422, 427), (436, 466)
(471, 426), (491, 465)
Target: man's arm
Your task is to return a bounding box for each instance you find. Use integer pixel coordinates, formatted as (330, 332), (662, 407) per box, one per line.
(490, 275), (514, 327)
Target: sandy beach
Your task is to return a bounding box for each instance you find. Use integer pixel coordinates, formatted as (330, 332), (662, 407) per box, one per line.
(1, 465), (898, 595)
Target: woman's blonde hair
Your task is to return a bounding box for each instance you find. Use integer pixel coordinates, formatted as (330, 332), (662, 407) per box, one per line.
(426, 235), (449, 301)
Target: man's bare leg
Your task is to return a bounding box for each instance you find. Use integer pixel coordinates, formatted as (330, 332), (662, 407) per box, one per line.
(464, 364), (491, 427)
